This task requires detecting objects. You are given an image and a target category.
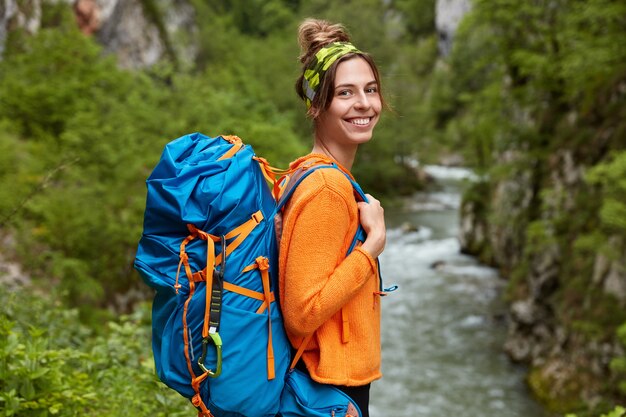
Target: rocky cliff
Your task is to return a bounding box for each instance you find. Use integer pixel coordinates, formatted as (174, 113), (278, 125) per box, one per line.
(0, 0), (197, 68)
(459, 113), (626, 409)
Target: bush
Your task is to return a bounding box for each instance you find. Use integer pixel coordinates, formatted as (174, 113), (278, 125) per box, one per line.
(0, 287), (191, 416)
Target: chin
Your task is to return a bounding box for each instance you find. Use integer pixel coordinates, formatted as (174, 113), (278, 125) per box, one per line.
(344, 128), (376, 145)
(353, 133), (374, 144)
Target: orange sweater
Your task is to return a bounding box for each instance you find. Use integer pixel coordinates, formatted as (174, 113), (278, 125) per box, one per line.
(278, 155), (382, 386)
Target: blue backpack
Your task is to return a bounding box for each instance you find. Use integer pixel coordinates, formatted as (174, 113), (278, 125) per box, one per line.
(134, 133), (372, 417)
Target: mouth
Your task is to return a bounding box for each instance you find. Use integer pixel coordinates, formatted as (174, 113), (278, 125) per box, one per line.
(345, 117), (374, 126)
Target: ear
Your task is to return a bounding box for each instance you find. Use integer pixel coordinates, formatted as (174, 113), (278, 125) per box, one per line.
(309, 106), (323, 120)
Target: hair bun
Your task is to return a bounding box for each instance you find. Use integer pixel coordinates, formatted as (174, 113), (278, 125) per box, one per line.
(297, 18), (351, 64)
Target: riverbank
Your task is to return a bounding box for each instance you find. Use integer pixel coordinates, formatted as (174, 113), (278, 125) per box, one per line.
(460, 166), (626, 414)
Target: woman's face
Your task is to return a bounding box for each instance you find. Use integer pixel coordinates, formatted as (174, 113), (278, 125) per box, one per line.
(315, 57), (382, 148)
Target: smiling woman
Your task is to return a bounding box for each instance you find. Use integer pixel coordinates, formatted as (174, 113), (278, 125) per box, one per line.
(278, 18), (389, 417)
(315, 58), (382, 158)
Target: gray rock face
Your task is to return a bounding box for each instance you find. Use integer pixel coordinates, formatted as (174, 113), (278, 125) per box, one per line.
(593, 237), (626, 303)
(0, 233), (29, 288)
(529, 244), (560, 299)
(1, 0), (198, 68)
(494, 151), (572, 364)
(458, 162), (536, 277)
(96, 0), (164, 69)
(435, 0), (471, 56)
(545, 150), (585, 214)
(159, 0), (197, 65)
(96, 0), (197, 69)
(461, 138), (626, 403)
(0, 0), (42, 57)
(459, 198), (487, 257)
(604, 262), (626, 302)
(505, 298), (559, 363)
(489, 173), (533, 270)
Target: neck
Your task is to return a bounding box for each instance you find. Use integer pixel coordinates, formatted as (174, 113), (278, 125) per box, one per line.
(312, 135), (357, 171)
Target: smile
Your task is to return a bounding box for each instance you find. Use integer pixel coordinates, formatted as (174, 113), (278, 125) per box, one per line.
(346, 117), (372, 126)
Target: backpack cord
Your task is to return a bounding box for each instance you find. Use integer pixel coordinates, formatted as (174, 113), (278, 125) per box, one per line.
(175, 225), (221, 416)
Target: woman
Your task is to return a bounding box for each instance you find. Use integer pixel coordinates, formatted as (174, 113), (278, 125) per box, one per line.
(278, 18), (387, 417)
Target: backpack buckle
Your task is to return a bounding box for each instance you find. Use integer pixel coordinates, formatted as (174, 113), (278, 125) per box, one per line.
(251, 211), (263, 224)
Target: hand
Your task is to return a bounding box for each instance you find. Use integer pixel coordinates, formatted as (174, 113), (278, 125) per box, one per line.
(357, 194), (386, 258)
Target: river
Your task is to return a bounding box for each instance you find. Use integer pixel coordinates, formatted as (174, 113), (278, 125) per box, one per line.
(369, 166), (548, 417)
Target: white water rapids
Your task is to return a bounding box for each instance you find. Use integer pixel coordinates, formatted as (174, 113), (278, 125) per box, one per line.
(369, 166), (547, 417)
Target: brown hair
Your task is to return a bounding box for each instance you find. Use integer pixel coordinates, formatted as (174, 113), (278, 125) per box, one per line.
(295, 18), (385, 119)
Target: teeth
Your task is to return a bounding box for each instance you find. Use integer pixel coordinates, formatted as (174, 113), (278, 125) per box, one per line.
(350, 118), (370, 126)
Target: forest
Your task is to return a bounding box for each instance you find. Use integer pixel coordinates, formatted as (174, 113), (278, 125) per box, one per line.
(0, 0), (624, 416)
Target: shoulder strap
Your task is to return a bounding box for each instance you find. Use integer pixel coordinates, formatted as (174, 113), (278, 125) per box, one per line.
(278, 163), (371, 369)
(275, 163), (368, 214)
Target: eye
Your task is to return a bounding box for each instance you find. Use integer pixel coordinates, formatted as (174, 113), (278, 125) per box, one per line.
(366, 86), (378, 94)
(337, 89), (352, 97)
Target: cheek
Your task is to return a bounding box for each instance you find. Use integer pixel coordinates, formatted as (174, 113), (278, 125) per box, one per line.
(327, 105), (349, 123)
(372, 95), (382, 113)
(328, 99), (348, 114)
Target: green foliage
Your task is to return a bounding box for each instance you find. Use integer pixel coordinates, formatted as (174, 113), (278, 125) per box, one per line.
(459, 179), (496, 266)
(0, 4), (446, 411)
(610, 323), (626, 396)
(299, 0), (387, 53)
(0, 28), (109, 138)
(586, 151), (626, 234)
(216, 0), (296, 37)
(438, 0), (626, 411)
(0, 286), (191, 416)
(0, 0), (445, 312)
(558, 0), (626, 107)
(392, 0), (436, 39)
(0, 11), (309, 310)
(379, 36), (439, 162)
(1, 0), (624, 413)
(528, 366), (586, 414)
(0, 24), (169, 308)
(566, 405), (626, 417)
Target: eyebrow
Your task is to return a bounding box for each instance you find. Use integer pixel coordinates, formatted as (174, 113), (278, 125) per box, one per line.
(334, 80), (378, 89)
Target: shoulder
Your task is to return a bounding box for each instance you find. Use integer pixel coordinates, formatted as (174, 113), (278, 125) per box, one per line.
(296, 166), (354, 201)
(283, 166), (357, 218)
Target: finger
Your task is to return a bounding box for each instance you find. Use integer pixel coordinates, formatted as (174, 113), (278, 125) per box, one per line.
(365, 194), (379, 204)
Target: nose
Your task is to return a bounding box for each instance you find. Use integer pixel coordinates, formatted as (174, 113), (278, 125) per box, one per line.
(354, 91), (372, 110)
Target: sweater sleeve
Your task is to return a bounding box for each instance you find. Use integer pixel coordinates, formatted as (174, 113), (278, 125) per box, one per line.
(280, 180), (378, 337)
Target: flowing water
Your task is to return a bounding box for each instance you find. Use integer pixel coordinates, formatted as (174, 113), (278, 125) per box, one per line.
(369, 166), (547, 417)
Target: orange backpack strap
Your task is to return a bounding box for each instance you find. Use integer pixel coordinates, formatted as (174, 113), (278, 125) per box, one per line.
(289, 333), (315, 370)
(218, 135), (244, 160)
(175, 225), (221, 416)
(254, 154), (337, 201)
(190, 211), (264, 283)
(234, 257), (277, 380)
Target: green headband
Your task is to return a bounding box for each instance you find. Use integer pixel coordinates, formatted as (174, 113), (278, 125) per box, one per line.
(301, 42), (361, 109)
